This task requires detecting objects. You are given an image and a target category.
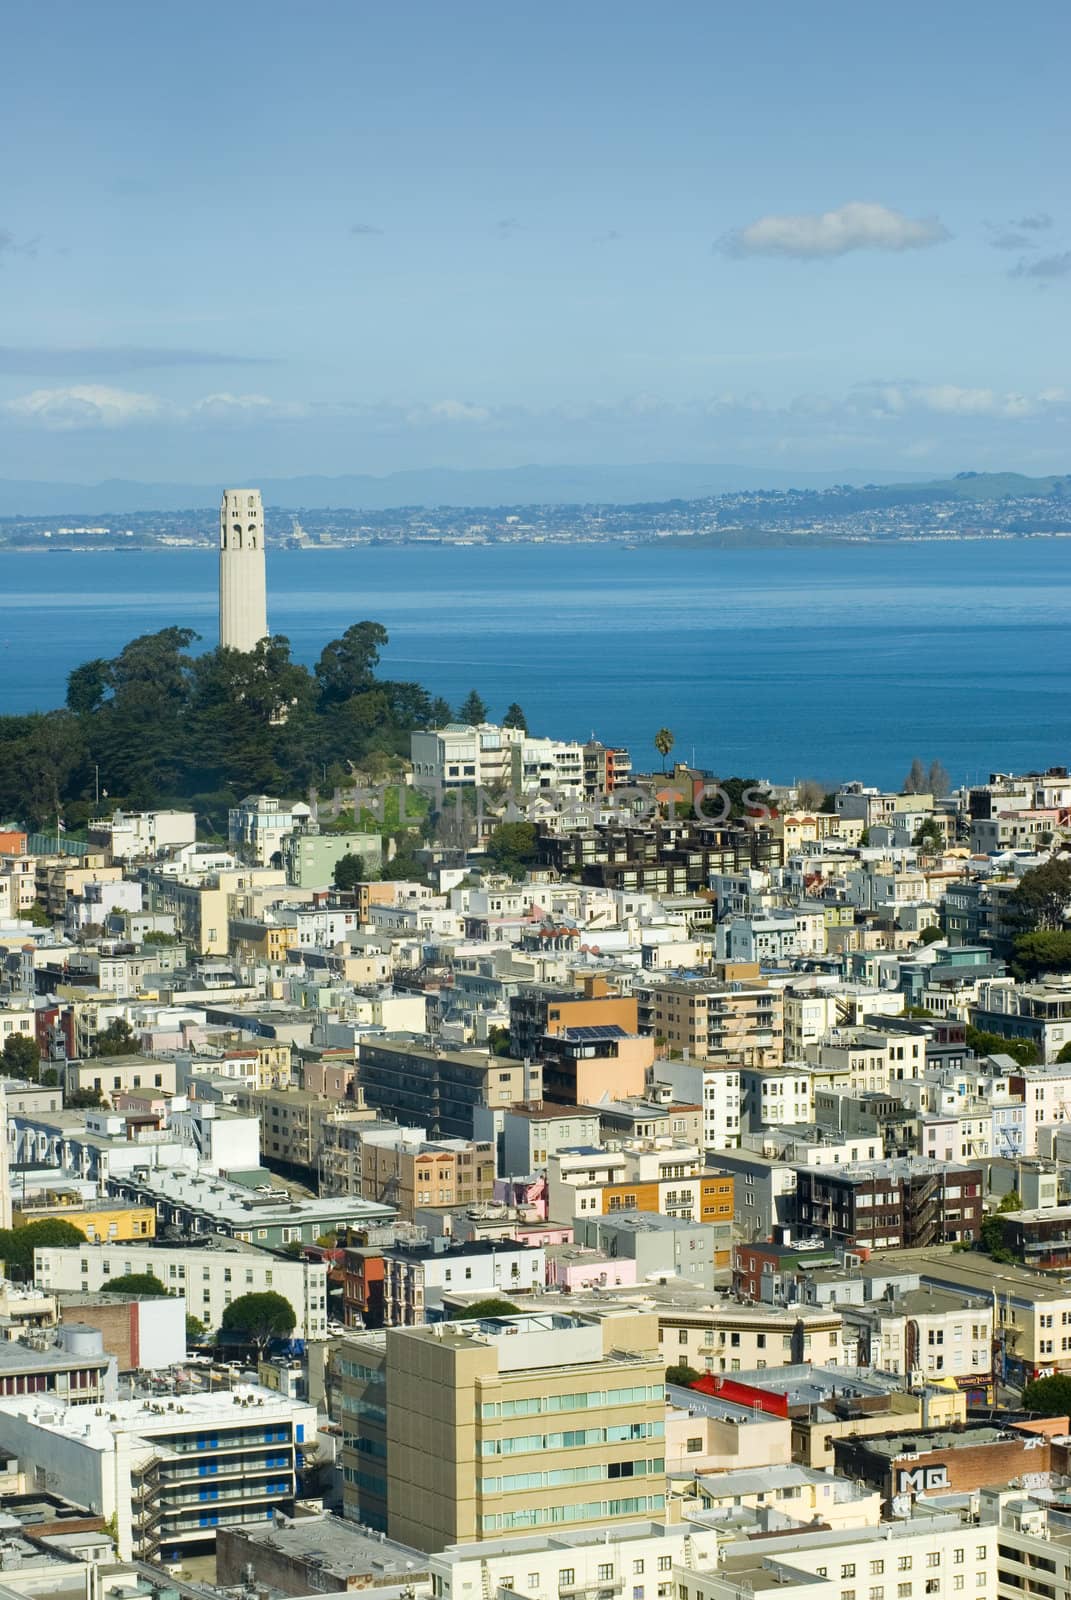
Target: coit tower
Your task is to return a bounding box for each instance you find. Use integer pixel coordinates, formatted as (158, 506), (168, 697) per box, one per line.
(219, 487), (268, 652)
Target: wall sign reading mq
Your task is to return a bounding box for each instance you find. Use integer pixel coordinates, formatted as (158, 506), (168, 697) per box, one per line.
(897, 1464), (950, 1493)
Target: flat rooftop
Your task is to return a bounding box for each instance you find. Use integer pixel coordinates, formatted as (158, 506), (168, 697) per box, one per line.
(0, 1381), (307, 1450)
(229, 1510), (427, 1577)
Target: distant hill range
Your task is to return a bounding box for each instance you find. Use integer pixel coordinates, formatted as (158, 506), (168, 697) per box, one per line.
(0, 464), (1068, 517)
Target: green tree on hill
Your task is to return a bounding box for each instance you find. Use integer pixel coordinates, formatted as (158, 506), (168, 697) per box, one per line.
(485, 822), (540, 879)
(459, 690), (488, 725)
(1011, 858), (1071, 932)
(1012, 931), (1071, 981)
(332, 852), (365, 892)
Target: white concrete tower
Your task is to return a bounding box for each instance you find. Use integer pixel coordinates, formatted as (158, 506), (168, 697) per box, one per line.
(219, 487), (268, 651)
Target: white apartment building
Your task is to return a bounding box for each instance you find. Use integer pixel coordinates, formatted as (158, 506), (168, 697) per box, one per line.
(652, 1058), (741, 1150)
(839, 1286), (993, 1382)
(411, 722), (594, 796)
(684, 1509), (995, 1600)
(740, 1066), (813, 1131)
(34, 1242), (328, 1340)
(431, 1520), (725, 1600)
(89, 809), (197, 861)
(228, 795), (310, 866)
(0, 1383), (315, 1560)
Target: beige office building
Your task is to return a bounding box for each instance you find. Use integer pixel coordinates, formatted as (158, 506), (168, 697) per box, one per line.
(339, 1310), (666, 1550)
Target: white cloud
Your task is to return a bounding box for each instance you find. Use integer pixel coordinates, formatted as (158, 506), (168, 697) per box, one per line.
(409, 399), (492, 424)
(189, 392), (306, 420)
(720, 201), (949, 259)
(851, 381), (1067, 419)
(4, 384), (162, 429)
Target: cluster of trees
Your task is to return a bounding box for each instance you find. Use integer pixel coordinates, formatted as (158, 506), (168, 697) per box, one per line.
(0, 621), (519, 834)
(903, 758), (951, 797)
(90, 1272), (296, 1354)
(1008, 858), (1071, 981)
(0, 1219), (85, 1279)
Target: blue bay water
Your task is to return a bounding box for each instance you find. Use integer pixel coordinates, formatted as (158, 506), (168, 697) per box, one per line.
(0, 540), (1067, 790)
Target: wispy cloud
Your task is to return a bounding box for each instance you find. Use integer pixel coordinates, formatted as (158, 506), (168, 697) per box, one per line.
(4, 386), (303, 431)
(0, 345), (272, 376)
(350, 221), (384, 236)
(986, 212), (1055, 251)
(495, 217), (522, 238)
(719, 201), (950, 259)
(1011, 250), (1071, 281)
(0, 228), (40, 261)
(406, 399), (492, 425)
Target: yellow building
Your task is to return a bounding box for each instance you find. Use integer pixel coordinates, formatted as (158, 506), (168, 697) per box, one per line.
(12, 1194), (155, 1243)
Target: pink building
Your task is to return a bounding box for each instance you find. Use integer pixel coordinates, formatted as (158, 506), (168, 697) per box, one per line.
(546, 1246), (638, 1291)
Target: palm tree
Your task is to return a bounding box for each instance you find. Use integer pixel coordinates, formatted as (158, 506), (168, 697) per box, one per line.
(654, 728), (675, 774)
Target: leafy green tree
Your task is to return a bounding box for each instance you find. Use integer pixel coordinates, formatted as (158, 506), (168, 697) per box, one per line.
(220, 1290), (297, 1352)
(458, 689), (488, 725)
(503, 703), (528, 732)
(0, 1219), (85, 1280)
(430, 696), (453, 726)
(917, 925), (945, 946)
(485, 822), (540, 879)
(1023, 1375), (1071, 1416)
(965, 1025), (1039, 1067)
(487, 1025), (512, 1057)
(1011, 858), (1071, 932)
(332, 852), (366, 891)
(665, 1363), (702, 1387)
(24, 901), (53, 928)
(66, 1086), (103, 1108)
(654, 728), (675, 773)
(1012, 931), (1071, 981)
(381, 841), (428, 882)
(186, 1314), (208, 1344)
(1, 1034), (40, 1081)
(449, 1299), (519, 1319)
(1057, 1042), (1071, 1063)
(92, 1019), (140, 1057)
(102, 1272), (168, 1296)
(314, 622), (389, 708)
(913, 816), (944, 852)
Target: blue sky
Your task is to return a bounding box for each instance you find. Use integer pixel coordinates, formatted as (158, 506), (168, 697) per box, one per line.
(2, 0), (1069, 484)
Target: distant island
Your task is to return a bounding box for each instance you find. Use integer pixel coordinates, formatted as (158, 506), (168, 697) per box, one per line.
(1, 469), (1070, 550)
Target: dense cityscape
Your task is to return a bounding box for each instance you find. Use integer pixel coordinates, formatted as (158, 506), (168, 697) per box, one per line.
(0, 490), (1068, 1600)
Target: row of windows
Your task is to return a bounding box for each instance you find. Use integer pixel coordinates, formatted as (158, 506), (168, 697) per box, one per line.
(480, 1385), (663, 1419)
(481, 1459), (663, 1493)
(480, 1422), (663, 1456)
(479, 1494), (666, 1533)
